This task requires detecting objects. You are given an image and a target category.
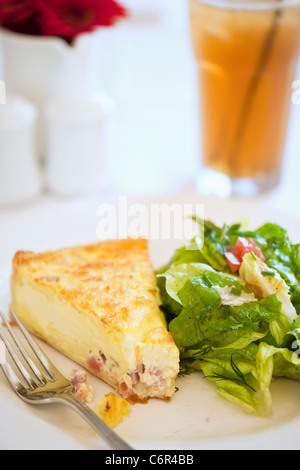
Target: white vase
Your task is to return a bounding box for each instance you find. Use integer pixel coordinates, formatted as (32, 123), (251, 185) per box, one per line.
(0, 27), (104, 157)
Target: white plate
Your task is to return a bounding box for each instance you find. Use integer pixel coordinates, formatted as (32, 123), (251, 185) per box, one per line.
(0, 192), (299, 450)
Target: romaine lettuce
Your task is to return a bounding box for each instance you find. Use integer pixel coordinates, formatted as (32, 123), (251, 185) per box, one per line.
(157, 219), (300, 416)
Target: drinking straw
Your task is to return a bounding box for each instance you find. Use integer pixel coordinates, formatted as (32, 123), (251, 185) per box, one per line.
(228, 0), (283, 175)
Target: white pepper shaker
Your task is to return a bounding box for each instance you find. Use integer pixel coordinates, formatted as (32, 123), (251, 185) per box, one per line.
(0, 94), (41, 205)
(44, 94), (113, 196)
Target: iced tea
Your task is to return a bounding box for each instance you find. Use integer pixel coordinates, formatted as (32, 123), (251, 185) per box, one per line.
(190, 0), (300, 194)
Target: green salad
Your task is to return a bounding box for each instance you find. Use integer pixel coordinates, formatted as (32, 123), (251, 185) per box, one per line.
(157, 220), (300, 416)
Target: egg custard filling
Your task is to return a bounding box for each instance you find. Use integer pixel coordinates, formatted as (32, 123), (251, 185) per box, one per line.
(11, 239), (180, 404)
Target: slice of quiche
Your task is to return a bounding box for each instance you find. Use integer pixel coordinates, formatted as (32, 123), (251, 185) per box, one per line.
(11, 239), (180, 403)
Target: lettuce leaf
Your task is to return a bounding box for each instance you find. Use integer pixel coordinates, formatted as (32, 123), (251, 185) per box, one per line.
(161, 264), (284, 350)
(156, 219), (300, 416)
(157, 263), (214, 305)
(181, 343), (300, 416)
(193, 220), (300, 313)
(169, 287), (281, 351)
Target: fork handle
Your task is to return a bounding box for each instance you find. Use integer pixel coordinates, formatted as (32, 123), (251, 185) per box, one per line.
(56, 391), (134, 450)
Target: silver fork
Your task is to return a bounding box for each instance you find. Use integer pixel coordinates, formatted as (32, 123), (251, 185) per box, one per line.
(0, 309), (134, 450)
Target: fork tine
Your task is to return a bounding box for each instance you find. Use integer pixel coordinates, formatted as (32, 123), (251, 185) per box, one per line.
(9, 310), (56, 381)
(0, 312), (36, 389)
(0, 311), (46, 385)
(0, 343), (24, 395)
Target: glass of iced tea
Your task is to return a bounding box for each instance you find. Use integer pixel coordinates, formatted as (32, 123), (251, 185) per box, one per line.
(189, 0), (300, 196)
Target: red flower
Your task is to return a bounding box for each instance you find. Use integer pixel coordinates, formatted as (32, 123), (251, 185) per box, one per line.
(0, 0), (127, 40)
(0, 0), (42, 35)
(0, 0), (35, 23)
(39, 0), (127, 42)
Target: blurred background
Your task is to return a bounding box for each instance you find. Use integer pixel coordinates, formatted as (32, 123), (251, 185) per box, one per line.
(97, 0), (199, 196)
(0, 0), (299, 208)
(0, 0), (199, 200)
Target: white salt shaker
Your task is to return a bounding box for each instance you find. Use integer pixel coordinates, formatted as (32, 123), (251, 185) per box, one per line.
(44, 94), (113, 196)
(0, 95), (41, 205)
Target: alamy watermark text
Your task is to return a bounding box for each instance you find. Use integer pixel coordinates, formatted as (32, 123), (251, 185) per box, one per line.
(96, 197), (204, 249)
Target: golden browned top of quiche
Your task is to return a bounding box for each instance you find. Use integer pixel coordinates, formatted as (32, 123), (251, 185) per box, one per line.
(12, 239), (163, 334)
